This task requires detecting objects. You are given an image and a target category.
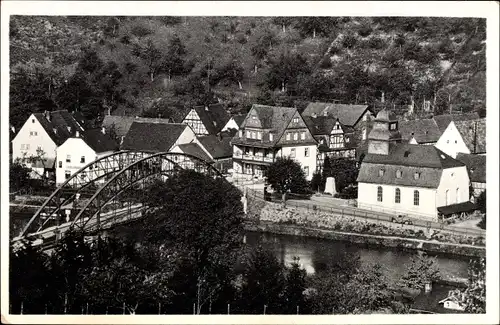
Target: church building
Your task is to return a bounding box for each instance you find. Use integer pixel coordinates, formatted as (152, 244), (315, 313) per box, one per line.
(357, 110), (470, 221)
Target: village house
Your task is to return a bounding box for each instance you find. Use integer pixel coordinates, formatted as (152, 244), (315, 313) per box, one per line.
(301, 102), (374, 142)
(357, 109), (470, 221)
(398, 112), (480, 145)
(11, 110), (86, 179)
(221, 114), (246, 132)
(55, 128), (119, 184)
(101, 115), (173, 147)
(171, 133), (233, 174)
(230, 104), (318, 181)
(435, 118), (486, 159)
(303, 116), (357, 172)
(456, 153), (486, 200)
(181, 103), (231, 136)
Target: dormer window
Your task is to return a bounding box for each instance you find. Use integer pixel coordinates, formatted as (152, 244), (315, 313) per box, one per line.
(257, 132), (262, 140)
(293, 117), (299, 123)
(390, 123), (397, 130)
(251, 115), (256, 120)
(269, 133), (274, 141)
(396, 170), (402, 178)
(286, 133), (291, 141)
(379, 169), (385, 177)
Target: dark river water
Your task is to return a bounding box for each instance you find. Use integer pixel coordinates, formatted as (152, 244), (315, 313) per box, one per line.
(243, 231), (470, 314)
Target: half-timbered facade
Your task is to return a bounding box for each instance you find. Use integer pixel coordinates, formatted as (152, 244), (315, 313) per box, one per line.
(181, 103), (231, 136)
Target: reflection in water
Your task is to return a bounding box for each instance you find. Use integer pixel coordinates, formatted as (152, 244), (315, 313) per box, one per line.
(244, 231), (470, 313)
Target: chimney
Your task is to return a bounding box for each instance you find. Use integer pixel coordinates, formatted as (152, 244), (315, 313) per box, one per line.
(323, 111), (328, 117)
(101, 127), (106, 135)
(107, 107), (111, 116)
(67, 126), (72, 133)
(75, 130), (80, 137)
(45, 111), (51, 122)
(381, 91), (385, 103)
(11, 126), (15, 134)
(312, 113), (317, 118)
(205, 106), (209, 111)
(53, 128), (57, 134)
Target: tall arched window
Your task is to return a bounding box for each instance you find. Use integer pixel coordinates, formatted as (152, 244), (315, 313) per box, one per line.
(456, 187), (460, 203)
(414, 190), (420, 206)
(377, 186), (383, 202)
(395, 188), (401, 203)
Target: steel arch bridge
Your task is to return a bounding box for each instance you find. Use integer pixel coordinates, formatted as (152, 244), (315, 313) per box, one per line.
(16, 150), (224, 241)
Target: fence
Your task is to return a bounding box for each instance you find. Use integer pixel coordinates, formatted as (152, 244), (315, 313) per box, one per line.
(244, 187), (485, 240)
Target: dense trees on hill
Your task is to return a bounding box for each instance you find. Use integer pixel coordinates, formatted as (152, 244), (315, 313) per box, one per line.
(10, 16), (486, 129)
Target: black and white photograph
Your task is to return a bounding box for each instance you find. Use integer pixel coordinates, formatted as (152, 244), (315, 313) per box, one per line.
(1, 1), (498, 324)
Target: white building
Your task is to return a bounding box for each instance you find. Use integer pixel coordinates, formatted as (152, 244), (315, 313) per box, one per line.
(11, 110), (85, 179)
(435, 118), (486, 158)
(230, 104), (318, 181)
(55, 128), (119, 184)
(357, 110), (470, 221)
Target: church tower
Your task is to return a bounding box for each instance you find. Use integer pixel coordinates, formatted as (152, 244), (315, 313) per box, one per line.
(367, 109), (402, 155)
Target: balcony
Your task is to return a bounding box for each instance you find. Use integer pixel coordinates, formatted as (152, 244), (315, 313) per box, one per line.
(233, 152), (275, 164)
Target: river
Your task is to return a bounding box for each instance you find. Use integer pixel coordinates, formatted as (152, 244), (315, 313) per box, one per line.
(243, 231), (470, 314)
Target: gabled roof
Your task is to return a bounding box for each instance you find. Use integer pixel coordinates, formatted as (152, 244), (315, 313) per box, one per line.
(177, 143), (213, 162)
(302, 102), (371, 126)
(456, 153), (486, 183)
(78, 129), (119, 153)
(32, 110), (85, 146)
(198, 135), (233, 160)
(357, 162), (444, 188)
(454, 119), (486, 154)
(236, 104), (297, 146)
(232, 114), (247, 128)
(303, 116), (336, 136)
(101, 115), (172, 139)
(433, 112), (480, 132)
(399, 119), (441, 144)
(121, 122), (188, 152)
(72, 111), (91, 129)
(362, 143), (464, 169)
(190, 103), (231, 135)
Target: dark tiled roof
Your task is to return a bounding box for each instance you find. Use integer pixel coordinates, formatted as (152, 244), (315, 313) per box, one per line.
(302, 102), (371, 126)
(177, 143), (213, 162)
(456, 153), (486, 183)
(454, 119), (486, 154)
(121, 122), (187, 152)
(101, 115), (172, 139)
(433, 112), (480, 132)
(33, 110), (85, 146)
(191, 103), (231, 135)
(303, 116), (336, 135)
(399, 119), (441, 144)
(357, 162), (444, 188)
(232, 114), (247, 128)
(198, 135), (233, 160)
(79, 129), (119, 153)
(362, 143), (464, 169)
(72, 111), (90, 129)
(437, 201), (476, 216)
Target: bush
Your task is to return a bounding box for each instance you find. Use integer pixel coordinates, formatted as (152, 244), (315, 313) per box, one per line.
(477, 215), (485, 230)
(357, 25), (373, 37)
(342, 34), (358, 49)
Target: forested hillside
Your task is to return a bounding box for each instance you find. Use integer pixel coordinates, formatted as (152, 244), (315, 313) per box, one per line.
(9, 16), (486, 130)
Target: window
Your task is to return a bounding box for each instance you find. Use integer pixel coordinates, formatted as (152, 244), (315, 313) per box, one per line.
(286, 133), (291, 141)
(80, 156), (86, 164)
(257, 132), (262, 140)
(246, 131), (250, 138)
(456, 187), (460, 203)
(413, 190), (420, 206)
(80, 171), (87, 180)
(66, 155), (71, 163)
(304, 147), (309, 157)
(32, 119), (35, 123)
(300, 132), (306, 140)
(396, 170), (402, 178)
(251, 115), (256, 120)
(395, 188), (401, 203)
(251, 131), (256, 139)
(269, 133), (274, 141)
(293, 133), (298, 141)
(390, 123), (396, 130)
(293, 117), (299, 123)
(446, 189), (450, 205)
(58, 161), (62, 168)
(239, 130), (243, 137)
(379, 169), (385, 177)
(303, 166), (309, 176)
(377, 186), (383, 202)
(447, 140), (449, 144)
(290, 148), (296, 158)
(65, 170), (71, 179)
(414, 172), (420, 180)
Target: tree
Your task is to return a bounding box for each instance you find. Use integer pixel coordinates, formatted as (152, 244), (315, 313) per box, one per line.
(133, 39), (164, 82)
(10, 160), (31, 193)
(263, 52), (311, 93)
(476, 190), (486, 214)
(310, 171), (323, 193)
(266, 157), (310, 195)
(463, 257), (486, 313)
(294, 17), (337, 38)
(136, 170), (244, 314)
(323, 158), (359, 193)
(163, 34), (188, 81)
(283, 257), (309, 314)
(398, 252), (440, 291)
(237, 246), (286, 314)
